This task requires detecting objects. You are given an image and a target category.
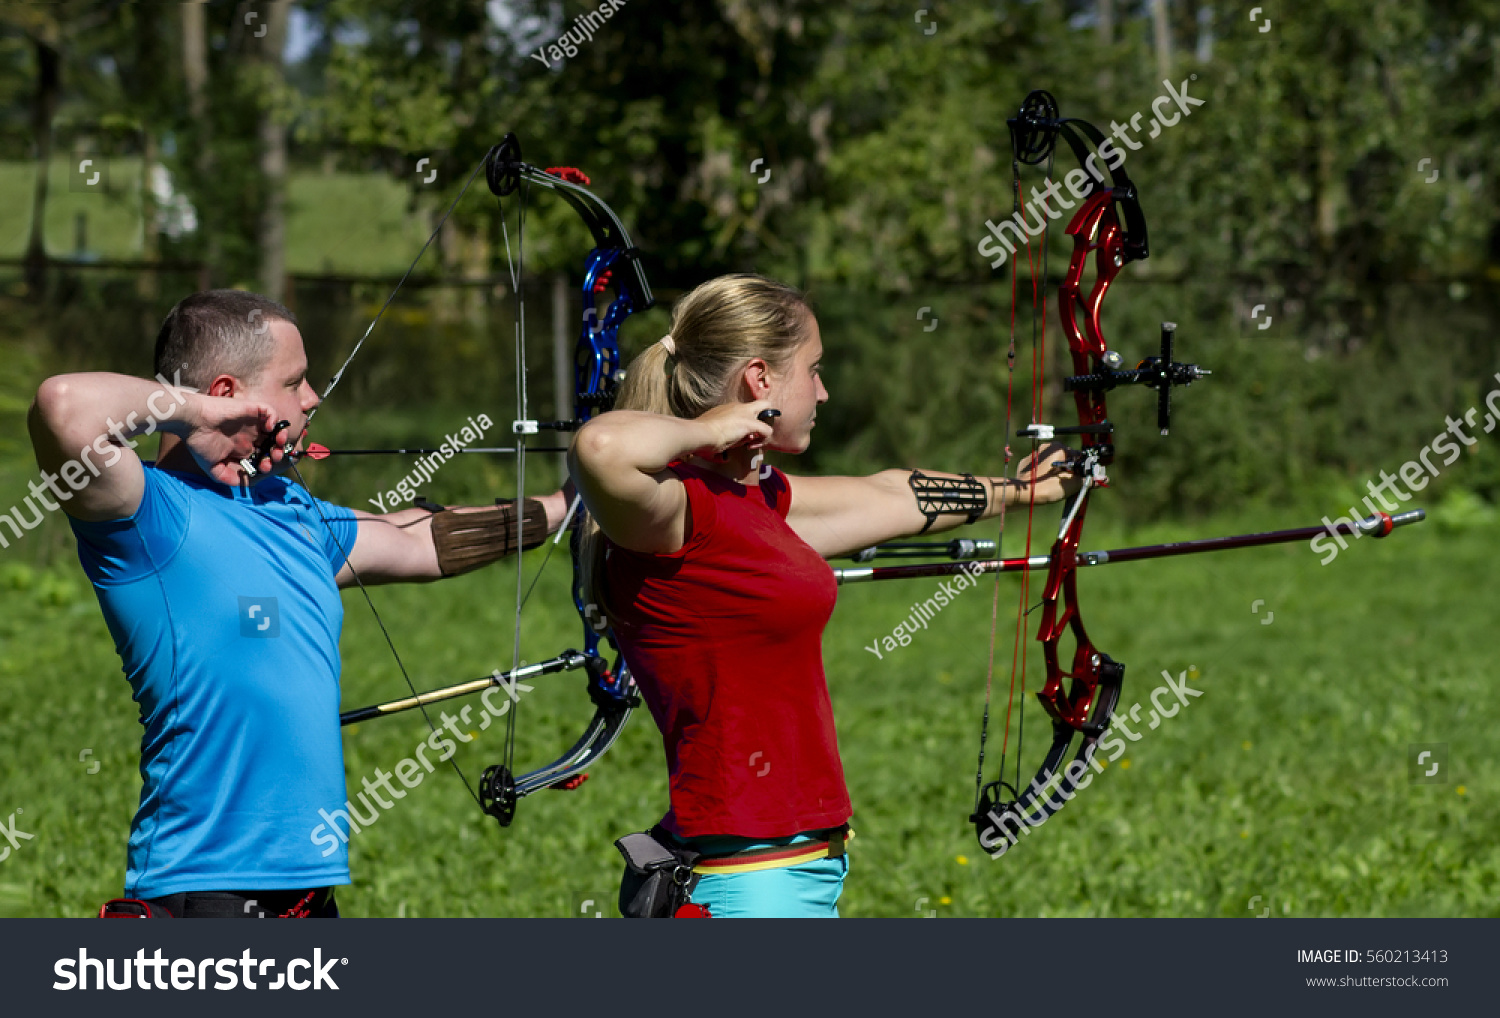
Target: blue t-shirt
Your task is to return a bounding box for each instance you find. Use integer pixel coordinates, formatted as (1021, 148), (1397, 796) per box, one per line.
(69, 464), (358, 898)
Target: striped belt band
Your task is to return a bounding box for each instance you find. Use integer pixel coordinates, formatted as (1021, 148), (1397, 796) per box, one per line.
(693, 826), (853, 875)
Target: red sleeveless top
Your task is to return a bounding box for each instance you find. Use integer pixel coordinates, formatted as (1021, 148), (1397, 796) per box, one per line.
(603, 461), (851, 838)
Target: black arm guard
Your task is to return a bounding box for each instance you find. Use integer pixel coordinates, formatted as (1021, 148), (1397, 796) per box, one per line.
(909, 471), (990, 534)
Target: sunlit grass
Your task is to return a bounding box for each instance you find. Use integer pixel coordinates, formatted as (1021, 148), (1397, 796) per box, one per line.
(1, 494), (1492, 917)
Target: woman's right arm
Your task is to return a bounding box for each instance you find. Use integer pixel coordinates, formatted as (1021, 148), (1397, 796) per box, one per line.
(568, 403), (773, 553)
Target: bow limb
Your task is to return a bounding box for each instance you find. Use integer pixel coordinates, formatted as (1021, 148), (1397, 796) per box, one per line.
(475, 136), (648, 823)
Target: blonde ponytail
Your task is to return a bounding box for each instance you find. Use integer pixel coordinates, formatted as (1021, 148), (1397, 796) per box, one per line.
(577, 274), (813, 622)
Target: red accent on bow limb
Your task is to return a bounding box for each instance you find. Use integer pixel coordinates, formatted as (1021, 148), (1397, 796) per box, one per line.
(547, 773), (589, 790)
(673, 903), (712, 918)
(593, 268), (613, 294)
(545, 166), (591, 185)
(1059, 189), (1129, 470)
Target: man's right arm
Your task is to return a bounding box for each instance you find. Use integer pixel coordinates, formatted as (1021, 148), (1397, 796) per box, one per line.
(28, 373), (178, 522)
(27, 372), (280, 522)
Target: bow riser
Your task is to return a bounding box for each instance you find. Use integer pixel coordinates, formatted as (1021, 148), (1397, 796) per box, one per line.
(1034, 498), (1107, 731)
(575, 247), (643, 421)
(1059, 190), (1129, 463)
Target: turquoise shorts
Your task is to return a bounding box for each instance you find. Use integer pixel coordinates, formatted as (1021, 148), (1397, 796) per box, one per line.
(678, 831), (849, 919)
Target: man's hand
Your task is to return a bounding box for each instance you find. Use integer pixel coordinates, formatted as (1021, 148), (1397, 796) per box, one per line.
(180, 394), (291, 484)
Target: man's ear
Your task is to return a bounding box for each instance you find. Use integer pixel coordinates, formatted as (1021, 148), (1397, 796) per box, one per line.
(205, 374), (240, 399)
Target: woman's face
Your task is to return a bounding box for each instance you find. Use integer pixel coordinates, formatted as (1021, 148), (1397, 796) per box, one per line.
(764, 313), (828, 454)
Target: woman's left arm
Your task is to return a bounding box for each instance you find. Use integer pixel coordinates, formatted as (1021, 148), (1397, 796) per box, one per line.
(784, 444), (1077, 559)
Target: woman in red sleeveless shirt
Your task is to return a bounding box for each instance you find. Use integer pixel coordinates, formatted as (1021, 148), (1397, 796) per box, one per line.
(570, 275), (1075, 917)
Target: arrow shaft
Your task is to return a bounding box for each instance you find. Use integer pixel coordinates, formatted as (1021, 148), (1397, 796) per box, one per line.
(833, 510), (1424, 584)
(311, 446), (569, 457)
(339, 651), (586, 725)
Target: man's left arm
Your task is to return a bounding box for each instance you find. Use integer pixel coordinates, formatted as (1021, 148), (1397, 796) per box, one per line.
(335, 491), (570, 587)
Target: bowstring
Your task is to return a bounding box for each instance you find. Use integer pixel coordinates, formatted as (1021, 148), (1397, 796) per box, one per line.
(973, 153), (1025, 810)
(290, 458), (485, 808)
(1013, 148), (1055, 795)
(978, 145), (1054, 811)
(290, 153), (499, 809)
(498, 173), (531, 784)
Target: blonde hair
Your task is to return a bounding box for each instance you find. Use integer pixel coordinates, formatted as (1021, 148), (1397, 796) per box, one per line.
(577, 273), (813, 622)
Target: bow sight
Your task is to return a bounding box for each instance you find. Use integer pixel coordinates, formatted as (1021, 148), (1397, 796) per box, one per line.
(1063, 322), (1211, 440)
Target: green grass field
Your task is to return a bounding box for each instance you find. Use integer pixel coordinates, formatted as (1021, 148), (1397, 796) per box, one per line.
(0, 437), (1493, 917)
(0, 159), (432, 277)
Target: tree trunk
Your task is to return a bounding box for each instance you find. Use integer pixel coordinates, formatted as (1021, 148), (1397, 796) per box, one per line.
(1150, 0), (1173, 83)
(139, 130), (159, 299)
(256, 1), (290, 301)
(181, 1), (215, 291)
(1096, 0), (1114, 97)
(23, 35), (60, 299)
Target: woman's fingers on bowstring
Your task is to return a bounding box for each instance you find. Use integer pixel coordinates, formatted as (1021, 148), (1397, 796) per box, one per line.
(699, 400), (776, 453)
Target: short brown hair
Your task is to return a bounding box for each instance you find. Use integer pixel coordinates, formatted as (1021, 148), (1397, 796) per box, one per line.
(153, 289), (298, 389)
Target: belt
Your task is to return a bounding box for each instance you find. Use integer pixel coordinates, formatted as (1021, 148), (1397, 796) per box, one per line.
(139, 887), (336, 918)
(693, 825), (853, 875)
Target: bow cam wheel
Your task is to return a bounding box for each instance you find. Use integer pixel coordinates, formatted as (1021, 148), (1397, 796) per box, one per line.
(486, 133), (524, 197)
(1009, 90), (1061, 166)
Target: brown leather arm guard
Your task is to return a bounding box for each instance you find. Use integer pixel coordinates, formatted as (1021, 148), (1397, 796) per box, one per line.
(428, 498), (550, 577)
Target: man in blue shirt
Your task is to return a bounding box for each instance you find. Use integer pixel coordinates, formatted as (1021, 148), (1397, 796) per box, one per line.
(27, 289), (567, 917)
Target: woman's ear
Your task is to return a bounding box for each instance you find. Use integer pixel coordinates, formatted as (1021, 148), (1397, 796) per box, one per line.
(741, 357), (772, 399)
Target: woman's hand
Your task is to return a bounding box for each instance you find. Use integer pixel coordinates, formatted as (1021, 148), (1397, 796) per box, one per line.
(690, 399), (777, 460)
(1015, 442), (1082, 505)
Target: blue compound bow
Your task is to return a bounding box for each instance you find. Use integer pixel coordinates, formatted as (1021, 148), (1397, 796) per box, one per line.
(300, 133), (650, 829)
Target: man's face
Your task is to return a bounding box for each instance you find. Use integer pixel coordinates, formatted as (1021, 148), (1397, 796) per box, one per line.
(241, 318), (320, 457)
